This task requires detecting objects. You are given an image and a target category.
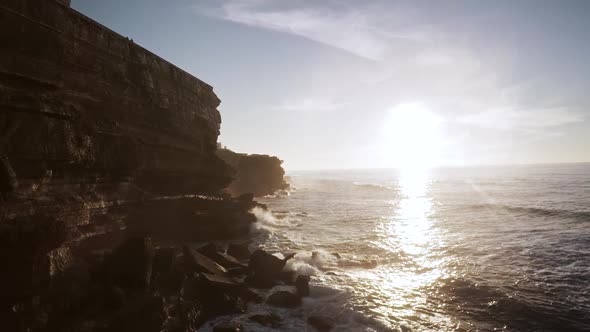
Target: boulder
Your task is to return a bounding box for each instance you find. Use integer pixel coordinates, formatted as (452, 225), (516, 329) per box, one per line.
(227, 243), (251, 261)
(213, 320), (243, 332)
(180, 273), (247, 319)
(266, 291), (301, 308)
(307, 315), (335, 332)
(248, 311), (282, 328)
(295, 275), (311, 297)
(198, 243), (247, 269)
(183, 245), (227, 275)
(248, 250), (296, 288)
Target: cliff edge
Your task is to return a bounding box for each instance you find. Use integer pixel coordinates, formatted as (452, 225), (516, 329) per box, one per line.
(0, 1), (261, 329)
(217, 147), (290, 197)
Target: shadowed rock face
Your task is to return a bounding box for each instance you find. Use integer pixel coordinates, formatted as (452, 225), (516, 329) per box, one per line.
(0, 0), (234, 235)
(0, 0), (249, 325)
(0, 0), (231, 200)
(217, 148), (289, 197)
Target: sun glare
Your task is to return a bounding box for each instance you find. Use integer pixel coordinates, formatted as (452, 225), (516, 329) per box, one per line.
(383, 103), (443, 169)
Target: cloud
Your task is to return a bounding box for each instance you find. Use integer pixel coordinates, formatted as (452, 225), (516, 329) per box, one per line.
(458, 106), (586, 131)
(193, 0), (429, 60)
(193, 0), (589, 166)
(271, 98), (350, 112)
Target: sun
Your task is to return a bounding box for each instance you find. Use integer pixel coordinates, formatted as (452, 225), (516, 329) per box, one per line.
(382, 103), (443, 169)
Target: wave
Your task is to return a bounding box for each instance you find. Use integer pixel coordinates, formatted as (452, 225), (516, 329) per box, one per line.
(436, 277), (589, 331)
(352, 182), (393, 191)
(459, 203), (590, 221)
(283, 249), (339, 277)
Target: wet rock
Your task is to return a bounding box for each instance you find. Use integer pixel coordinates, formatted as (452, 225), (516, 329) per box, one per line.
(296, 275), (311, 297)
(198, 243), (247, 269)
(307, 315), (335, 332)
(180, 273), (247, 319)
(200, 272), (241, 288)
(102, 237), (155, 290)
(266, 291), (302, 308)
(227, 243), (251, 261)
(248, 250), (296, 288)
(249, 311), (282, 328)
(213, 320), (243, 332)
(208, 292), (247, 318)
(183, 245), (227, 275)
(226, 265), (250, 277)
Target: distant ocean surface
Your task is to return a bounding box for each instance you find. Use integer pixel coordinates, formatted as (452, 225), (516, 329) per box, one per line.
(253, 163), (590, 331)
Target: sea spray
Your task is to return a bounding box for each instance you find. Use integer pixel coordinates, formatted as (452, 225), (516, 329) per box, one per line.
(283, 250), (338, 277)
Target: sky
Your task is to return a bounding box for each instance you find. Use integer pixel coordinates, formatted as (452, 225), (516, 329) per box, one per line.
(72, 0), (590, 170)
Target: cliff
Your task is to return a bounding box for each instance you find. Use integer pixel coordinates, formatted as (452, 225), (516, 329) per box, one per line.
(217, 147), (289, 197)
(0, 1), (259, 328)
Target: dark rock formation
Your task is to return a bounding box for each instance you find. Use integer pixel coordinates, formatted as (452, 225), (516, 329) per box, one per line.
(213, 320), (243, 332)
(0, 0), (235, 250)
(249, 311), (282, 328)
(198, 243), (247, 270)
(227, 243), (251, 261)
(107, 294), (166, 332)
(308, 315), (335, 332)
(183, 245), (228, 275)
(217, 147), (289, 196)
(296, 275), (311, 297)
(101, 237), (155, 290)
(0, 1), (268, 330)
(266, 290), (302, 308)
(0, 154), (18, 199)
(248, 250), (296, 288)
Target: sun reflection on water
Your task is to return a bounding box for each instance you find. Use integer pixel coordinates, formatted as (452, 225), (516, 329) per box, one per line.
(354, 168), (453, 330)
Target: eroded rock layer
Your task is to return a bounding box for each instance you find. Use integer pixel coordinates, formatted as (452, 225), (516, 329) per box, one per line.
(0, 0), (247, 323)
(0, 0), (233, 226)
(217, 148), (289, 197)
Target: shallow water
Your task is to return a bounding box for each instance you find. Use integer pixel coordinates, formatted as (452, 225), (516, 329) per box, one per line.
(255, 164), (590, 331)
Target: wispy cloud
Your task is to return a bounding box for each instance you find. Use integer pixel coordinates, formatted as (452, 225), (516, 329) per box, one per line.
(193, 0), (429, 60)
(459, 106), (586, 131)
(190, 0), (589, 166)
(271, 98), (350, 112)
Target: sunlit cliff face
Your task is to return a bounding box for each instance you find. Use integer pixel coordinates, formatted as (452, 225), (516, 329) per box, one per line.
(382, 103), (444, 169)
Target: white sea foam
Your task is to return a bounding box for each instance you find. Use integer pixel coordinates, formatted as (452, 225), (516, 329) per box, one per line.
(284, 249), (337, 277)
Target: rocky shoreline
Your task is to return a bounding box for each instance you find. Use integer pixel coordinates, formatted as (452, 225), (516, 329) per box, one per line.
(0, 0), (317, 330)
(4, 209), (324, 332)
(2, 192), (339, 332)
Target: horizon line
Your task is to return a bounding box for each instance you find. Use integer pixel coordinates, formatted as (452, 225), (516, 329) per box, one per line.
(285, 161), (590, 172)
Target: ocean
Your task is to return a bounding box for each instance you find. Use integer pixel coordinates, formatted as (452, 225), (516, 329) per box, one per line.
(251, 163), (590, 331)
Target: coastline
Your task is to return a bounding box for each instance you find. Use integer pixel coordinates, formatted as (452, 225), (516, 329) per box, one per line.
(0, 0), (309, 330)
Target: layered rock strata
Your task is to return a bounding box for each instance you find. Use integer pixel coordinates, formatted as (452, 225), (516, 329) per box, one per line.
(217, 147), (289, 197)
(0, 0), (259, 328)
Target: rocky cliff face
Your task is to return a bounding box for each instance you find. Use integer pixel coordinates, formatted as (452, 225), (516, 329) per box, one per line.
(0, 0), (233, 230)
(217, 148), (289, 197)
(0, 0), (253, 326)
